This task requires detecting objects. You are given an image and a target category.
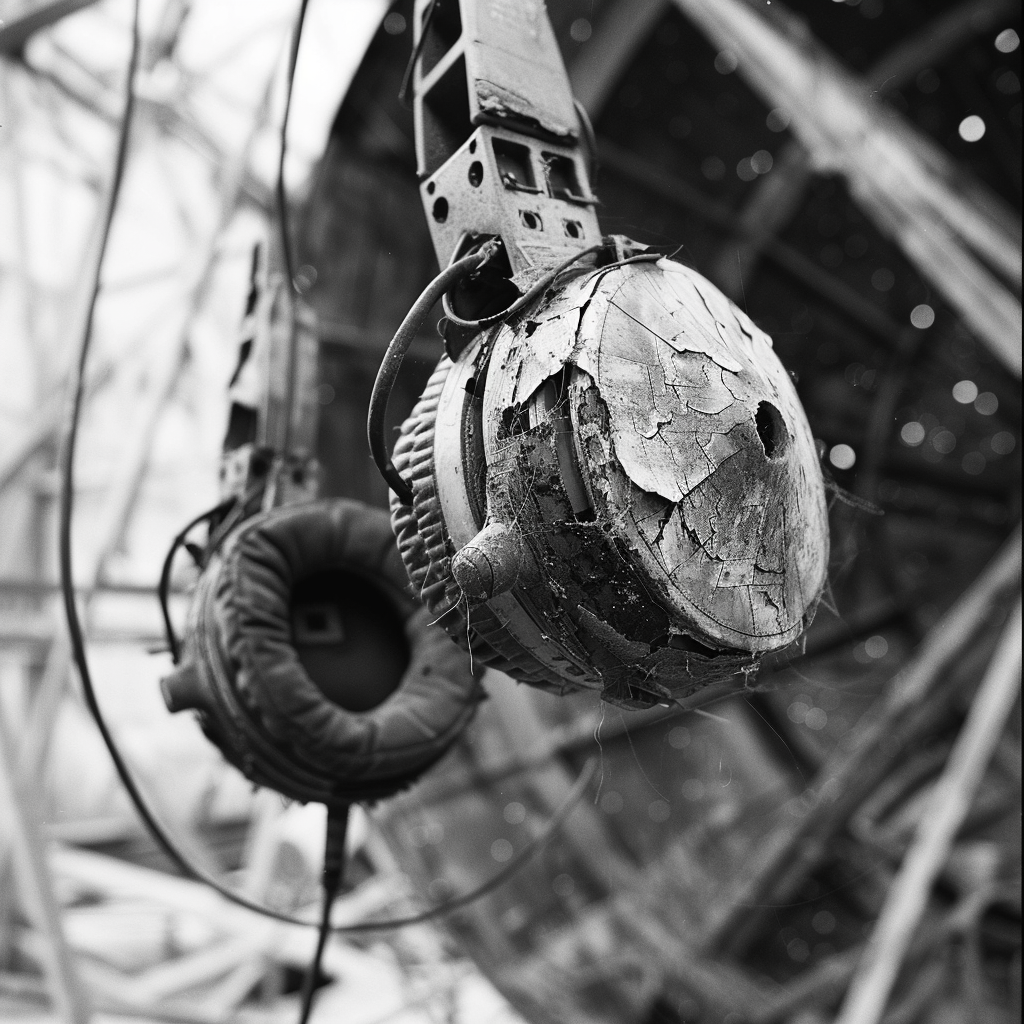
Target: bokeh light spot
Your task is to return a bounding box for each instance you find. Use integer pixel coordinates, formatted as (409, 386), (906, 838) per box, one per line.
(569, 18), (592, 42)
(864, 635), (889, 659)
(995, 28), (1020, 53)
(952, 380), (978, 404)
(900, 421), (926, 446)
(490, 838), (514, 863)
(648, 799), (671, 823)
(503, 801), (526, 825)
(974, 392), (999, 416)
(871, 268), (895, 291)
(991, 431), (1016, 456)
(910, 304), (935, 328)
(829, 444), (856, 470)
(714, 50), (738, 74)
(958, 115), (986, 142)
(668, 726), (691, 749)
(962, 452), (986, 475)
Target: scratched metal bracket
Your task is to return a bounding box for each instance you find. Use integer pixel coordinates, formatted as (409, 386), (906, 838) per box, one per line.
(412, 0), (600, 288)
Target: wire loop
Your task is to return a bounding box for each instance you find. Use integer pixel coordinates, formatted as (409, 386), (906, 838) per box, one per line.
(367, 242), (501, 504)
(441, 243), (604, 331)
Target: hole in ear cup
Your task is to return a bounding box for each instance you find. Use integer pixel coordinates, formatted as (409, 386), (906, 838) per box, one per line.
(755, 400), (789, 460)
(291, 569), (409, 712)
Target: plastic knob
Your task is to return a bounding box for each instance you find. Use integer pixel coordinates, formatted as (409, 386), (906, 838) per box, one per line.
(451, 522), (524, 601)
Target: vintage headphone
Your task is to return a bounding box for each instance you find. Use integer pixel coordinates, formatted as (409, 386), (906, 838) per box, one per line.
(368, 0), (830, 710)
(152, 227), (482, 806)
(160, 497), (481, 806)
(150, 239), (483, 1021)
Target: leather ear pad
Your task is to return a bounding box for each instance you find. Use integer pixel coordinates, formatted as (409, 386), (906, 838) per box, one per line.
(162, 499), (481, 804)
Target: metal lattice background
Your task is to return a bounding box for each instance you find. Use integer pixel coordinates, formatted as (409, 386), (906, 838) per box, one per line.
(300, 2), (1021, 1022)
(0, 1), (1019, 1022)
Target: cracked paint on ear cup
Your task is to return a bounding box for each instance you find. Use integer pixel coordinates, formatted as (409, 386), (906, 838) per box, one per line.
(390, 255), (828, 709)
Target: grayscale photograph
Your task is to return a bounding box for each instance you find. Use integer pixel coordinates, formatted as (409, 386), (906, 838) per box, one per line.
(0, 1), (1020, 1022)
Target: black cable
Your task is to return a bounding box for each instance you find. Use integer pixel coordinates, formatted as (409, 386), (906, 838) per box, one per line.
(201, 479), (266, 561)
(298, 805), (349, 1024)
(57, 0), (325, 927)
(398, 0), (439, 109)
(158, 500), (232, 664)
(370, 240), (659, 501)
(367, 241), (501, 503)
(277, 0), (310, 464)
(57, 8), (140, 647)
(298, 879), (337, 1022)
(441, 242), (604, 331)
(159, 476), (270, 664)
(441, 243), (666, 335)
(56, 3), (283, 922)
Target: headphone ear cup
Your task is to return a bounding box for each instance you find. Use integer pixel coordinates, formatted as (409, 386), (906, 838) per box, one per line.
(391, 356), (574, 693)
(162, 499), (482, 804)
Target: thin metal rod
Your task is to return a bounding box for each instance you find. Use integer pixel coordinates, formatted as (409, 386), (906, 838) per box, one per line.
(0, 699), (92, 1023)
(276, 0), (310, 463)
(835, 600), (1022, 1024)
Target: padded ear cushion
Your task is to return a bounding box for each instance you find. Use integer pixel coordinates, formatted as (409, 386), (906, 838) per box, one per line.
(164, 499), (481, 804)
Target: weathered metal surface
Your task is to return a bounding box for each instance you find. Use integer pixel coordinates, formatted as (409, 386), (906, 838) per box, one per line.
(481, 257), (828, 657)
(222, 266), (320, 507)
(462, 0), (579, 140)
(391, 251), (827, 708)
(418, 125), (601, 287)
(413, 0), (597, 284)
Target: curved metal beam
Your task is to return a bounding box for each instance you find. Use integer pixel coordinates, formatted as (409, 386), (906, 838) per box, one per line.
(671, 0), (1022, 378)
(0, 0), (100, 58)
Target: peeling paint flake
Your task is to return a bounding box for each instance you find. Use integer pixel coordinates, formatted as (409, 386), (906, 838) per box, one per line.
(509, 310), (581, 406)
(637, 409), (672, 440)
(664, 349), (711, 390)
(475, 80), (575, 139)
(716, 561), (755, 589)
(503, 270), (604, 406)
(481, 256), (828, 661)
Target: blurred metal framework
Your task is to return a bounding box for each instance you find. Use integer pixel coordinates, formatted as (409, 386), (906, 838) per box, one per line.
(0, 2), (291, 1019)
(318, 2), (1021, 1022)
(0, 1), (1019, 1023)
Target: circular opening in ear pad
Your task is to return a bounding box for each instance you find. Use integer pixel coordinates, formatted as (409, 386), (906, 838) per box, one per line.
(164, 499), (482, 804)
(291, 569), (409, 712)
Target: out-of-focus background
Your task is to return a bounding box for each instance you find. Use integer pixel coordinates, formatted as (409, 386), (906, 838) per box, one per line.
(0, 1), (1020, 1023)
(1, 2), (525, 1021)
